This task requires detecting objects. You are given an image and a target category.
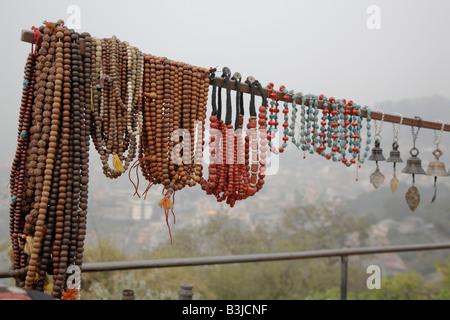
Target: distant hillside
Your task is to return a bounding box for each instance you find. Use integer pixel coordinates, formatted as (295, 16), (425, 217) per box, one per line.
(1, 95), (450, 254)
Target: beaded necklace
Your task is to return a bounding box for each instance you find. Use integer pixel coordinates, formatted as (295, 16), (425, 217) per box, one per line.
(280, 87), (290, 153)
(90, 36), (140, 179)
(289, 91), (372, 173)
(77, 31), (92, 268)
(201, 71), (268, 205)
(23, 22), (68, 291)
(10, 19), (218, 296)
(9, 51), (37, 276)
(129, 56), (210, 243)
(7, 21), (94, 299)
(245, 77), (259, 197)
(47, 26), (73, 297)
(253, 80), (269, 192)
(201, 68), (228, 201)
(266, 83), (280, 154)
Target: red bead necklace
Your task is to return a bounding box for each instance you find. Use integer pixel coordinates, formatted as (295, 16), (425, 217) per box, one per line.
(202, 71), (268, 205)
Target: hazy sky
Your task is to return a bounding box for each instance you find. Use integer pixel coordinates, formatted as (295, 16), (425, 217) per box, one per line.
(1, 0), (449, 161)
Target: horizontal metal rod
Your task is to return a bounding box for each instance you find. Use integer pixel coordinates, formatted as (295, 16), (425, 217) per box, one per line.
(2, 242), (449, 278)
(21, 29), (450, 132)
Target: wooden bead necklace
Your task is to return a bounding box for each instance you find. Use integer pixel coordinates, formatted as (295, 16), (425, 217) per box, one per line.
(9, 51), (37, 276)
(76, 30), (92, 271)
(6, 20), (94, 299)
(129, 55), (210, 243)
(10, 19), (216, 296)
(90, 36), (141, 179)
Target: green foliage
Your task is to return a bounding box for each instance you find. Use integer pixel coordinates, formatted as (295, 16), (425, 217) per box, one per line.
(431, 288), (450, 300)
(358, 272), (435, 300)
(84, 271), (177, 300)
(435, 256), (450, 286)
(416, 185), (450, 237)
(304, 287), (360, 300)
(387, 228), (447, 275)
(280, 202), (370, 250)
(79, 201), (450, 300)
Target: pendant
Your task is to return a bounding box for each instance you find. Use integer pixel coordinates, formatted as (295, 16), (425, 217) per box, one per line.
(370, 166), (385, 189)
(390, 173), (399, 194)
(405, 185), (420, 211)
(431, 186), (437, 203)
(431, 177), (437, 203)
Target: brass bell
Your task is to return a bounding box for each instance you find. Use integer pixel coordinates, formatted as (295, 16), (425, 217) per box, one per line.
(386, 141), (403, 166)
(426, 148), (449, 203)
(386, 141), (403, 194)
(403, 121), (425, 211)
(426, 149), (449, 177)
(402, 147), (425, 211)
(401, 147), (426, 175)
(368, 139), (386, 162)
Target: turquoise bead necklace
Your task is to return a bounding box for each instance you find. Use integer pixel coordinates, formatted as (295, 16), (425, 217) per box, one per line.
(288, 93), (372, 171)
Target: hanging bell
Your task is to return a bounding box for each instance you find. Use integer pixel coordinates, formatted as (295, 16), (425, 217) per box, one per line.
(426, 149), (449, 177)
(386, 141), (403, 165)
(426, 148), (449, 203)
(369, 139), (386, 189)
(402, 147), (425, 211)
(401, 147), (426, 175)
(387, 141), (403, 194)
(368, 139), (386, 162)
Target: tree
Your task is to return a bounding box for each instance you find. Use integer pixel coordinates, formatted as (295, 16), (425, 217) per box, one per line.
(359, 272), (435, 300)
(78, 200), (450, 300)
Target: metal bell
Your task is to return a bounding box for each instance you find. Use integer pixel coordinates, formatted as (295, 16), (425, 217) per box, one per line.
(401, 147), (426, 175)
(425, 149), (449, 203)
(386, 141), (403, 164)
(426, 149), (449, 177)
(368, 139), (386, 162)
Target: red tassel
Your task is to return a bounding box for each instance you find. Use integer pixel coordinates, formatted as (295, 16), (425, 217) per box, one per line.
(159, 190), (176, 245)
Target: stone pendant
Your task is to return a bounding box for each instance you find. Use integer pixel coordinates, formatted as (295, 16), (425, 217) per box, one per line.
(370, 166), (385, 189)
(405, 185), (420, 211)
(390, 173), (399, 194)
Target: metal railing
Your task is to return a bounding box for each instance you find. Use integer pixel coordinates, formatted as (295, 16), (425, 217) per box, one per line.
(2, 242), (450, 300)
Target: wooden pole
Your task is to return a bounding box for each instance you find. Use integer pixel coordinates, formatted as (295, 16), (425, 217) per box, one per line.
(20, 29), (450, 132)
(177, 283), (194, 300)
(214, 77), (450, 132)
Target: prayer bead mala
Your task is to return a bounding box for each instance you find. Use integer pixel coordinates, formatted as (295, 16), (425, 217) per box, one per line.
(130, 55), (210, 243)
(8, 20), (93, 299)
(9, 51), (37, 277)
(44, 26), (73, 296)
(10, 18), (217, 296)
(254, 80), (269, 192)
(77, 31), (92, 268)
(22, 22), (61, 290)
(287, 91), (373, 178)
(201, 71), (268, 206)
(90, 36), (141, 179)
